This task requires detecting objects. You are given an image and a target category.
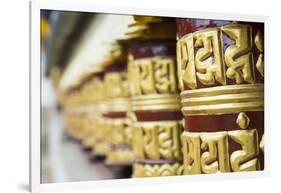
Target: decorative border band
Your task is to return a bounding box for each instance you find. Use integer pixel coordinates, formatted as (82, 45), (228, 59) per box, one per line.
(132, 94), (181, 111)
(181, 84), (264, 115)
(107, 97), (131, 112)
(133, 163), (183, 177)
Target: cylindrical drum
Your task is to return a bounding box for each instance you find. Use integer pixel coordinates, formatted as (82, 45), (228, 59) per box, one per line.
(176, 19), (264, 174)
(63, 88), (82, 141)
(91, 71), (111, 158)
(103, 44), (134, 178)
(127, 16), (184, 177)
(80, 70), (105, 151)
(62, 67), (106, 154)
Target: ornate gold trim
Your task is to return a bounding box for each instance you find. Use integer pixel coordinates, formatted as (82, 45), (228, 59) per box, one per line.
(133, 163), (184, 177)
(106, 150), (134, 164)
(181, 84), (263, 98)
(181, 84), (264, 115)
(107, 97), (131, 112)
(132, 94), (181, 111)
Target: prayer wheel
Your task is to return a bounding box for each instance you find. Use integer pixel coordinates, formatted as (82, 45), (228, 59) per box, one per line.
(176, 19), (264, 174)
(62, 67), (106, 152)
(91, 70), (111, 158)
(127, 16), (184, 177)
(103, 43), (134, 178)
(80, 68), (105, 151)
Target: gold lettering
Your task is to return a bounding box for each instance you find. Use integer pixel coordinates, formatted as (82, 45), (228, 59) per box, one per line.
(177, 34), (197, 89)
(112, 120), (125, 145)
(229, 129), (260, 172)
(181, 132), (201, 174)
(158, 122), (181, 159)
(128, 55), (142, 96)
(143, 124), (160, 159)
(200, 132), (230, 173)
(181, 128), (263, 174)
(194, 28), (226, 86)
(133, 121), (182, 160)
(222, 24), (255, 84)
(129, 57), (178, 95)
(124, 118), (133, 145)
(133, 124), (144, 158)
(105, 73), (123, 98)
(139, 59), (156, 94)
(154, 58), (177, 93)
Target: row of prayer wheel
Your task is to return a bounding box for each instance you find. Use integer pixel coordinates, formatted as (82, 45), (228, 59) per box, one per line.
(61, 16), (264, 178)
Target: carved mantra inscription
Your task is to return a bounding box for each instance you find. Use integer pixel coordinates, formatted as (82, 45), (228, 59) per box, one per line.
(110, 118), (133, 146)
(181, 129), (262, 174)
(133, 163), (184, 177)
(133, 121), (182, 160)
(177, 24), (264, 90)
(105, 72), (130, 99)
(128, 57), (178, 96)
(181, 113), (263, 174)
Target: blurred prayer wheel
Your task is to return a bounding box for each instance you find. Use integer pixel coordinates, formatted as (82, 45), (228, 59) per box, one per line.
(176, 19), (264, 174)
(80, 69), (105, 151)
(103, 43), (134, 178)
(63, 85), (86, 142)
(91, 71), (111, 158)
(62, 66), (107, 153)
(127, 16), (184, 177)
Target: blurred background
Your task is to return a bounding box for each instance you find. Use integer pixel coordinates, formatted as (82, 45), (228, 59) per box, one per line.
(40, 10), (134, 183)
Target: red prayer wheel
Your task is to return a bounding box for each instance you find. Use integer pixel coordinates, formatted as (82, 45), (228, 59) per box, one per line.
(127, 16), (184, 177)
(176, 18), (264, 174)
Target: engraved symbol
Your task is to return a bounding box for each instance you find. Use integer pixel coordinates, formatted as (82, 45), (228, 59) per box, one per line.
(236, 112), (250, 129)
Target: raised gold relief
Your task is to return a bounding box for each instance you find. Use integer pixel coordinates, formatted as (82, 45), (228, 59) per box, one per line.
(181, 113), (261, 174)
(181, 132), (201, 174)
(228, 129), (260, 172)
(194, 28), (225, 86)
(177, 33), (196, 90)
(125, 112), (137, 145)
(133, 163), (184, 177)
(222, 24), (255, 84)
(105, 72), (130, 99)
(110, 118), (133, 146)
(181, 84), (264, 115)
(131, 93), (181, 111)
(128, 56), (181, 111)
(182, 130), (261, 174)
(200, 132), (230, 173)
(177, 24), (264, 90)
(94, 117), (111, 155)
(236, 112), (250, 129)
(105, 115), (135, 163)
(128, 56), (178, 96)
(133, 121), (182, 160)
